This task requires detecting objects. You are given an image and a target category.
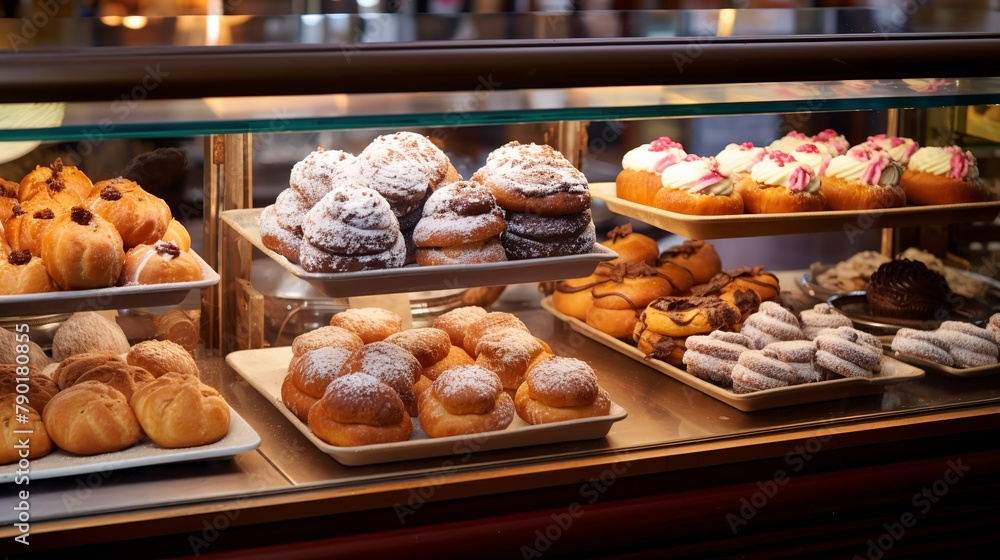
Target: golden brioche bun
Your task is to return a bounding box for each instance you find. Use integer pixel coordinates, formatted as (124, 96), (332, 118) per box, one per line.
(126, 339), (200, 378)
(432, 306), (488, 347)
(43, 381), (141, 455)
(330, 307), (403, 344)
(130, 373), (230, 448)
(652, 187), (744, 215)
(417, 365), (514, 438)
(820, 176), (906, 210)
(308, 373), (412, 446)
(514, 356), (611, 424)
(0, 395), (53, 464)
(734, 176), (825, 213)
(900, 169), (989, 205)
(615, 168), (663, 206)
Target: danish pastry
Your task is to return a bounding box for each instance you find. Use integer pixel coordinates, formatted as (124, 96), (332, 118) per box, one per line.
(308, 373), (413, 446)
(514, 356), (611, 424)
(418, 365), (514, 438)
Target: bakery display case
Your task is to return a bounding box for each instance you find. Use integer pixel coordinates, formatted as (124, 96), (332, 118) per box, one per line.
(2, 5), (1000, 558)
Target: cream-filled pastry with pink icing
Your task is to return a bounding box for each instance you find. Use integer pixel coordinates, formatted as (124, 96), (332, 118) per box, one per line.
(735, 150), (825, 213)
(788, 142), (833, 175)
(118, 240), (202, 286)
(616, 137), (691, 206)
(812, 129), (850, 156)
(714, 142), (768, 182)
(821, 144), (906, 210)
(865, 134), (919, 164)
(651, 157), (743, 215)
(769, 131), (811, 153)
(901, 145), (988, 205)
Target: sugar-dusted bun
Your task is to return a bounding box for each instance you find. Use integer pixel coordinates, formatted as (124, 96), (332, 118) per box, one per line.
(258, 204), (302, 264)
(463, 312), (529, 358)
(432, 306), (488, 347)
(339, 342), (422, 416)
(474, 328), (545, 391)
(282, 345), (354, 421)
(384, 328), (451, 368)
(119, 241), (202, 286)
(600, 224), (659, 268)
(418, 365), (514, 437)
(126, 339), (200, 378)
(291, 326), (364, 358)
(330, 307), (403, 344)
(130, 373), (230, 448)
(652, 158), (744, 215)
(0, 395), (53, 464)
(51, 351), (126, 390)
(0, 250), (57, 294)
(413, 181), (505, 248)
(476, 141), (591, 215)
(52, 311), (130, 361)
(19, 158), (92, 208)
(0, 364), (59, 413)
(308, 373), (413, 446)
(422, 345), (475, 381)
(43, 381), (142, 455)
(161, 218), (192, 252)
(87, 177), (172, 250)
(416, 237), (507, 266)
(353, 132), (452, 217)
(514, 356), (611, 424)
(289, 147), (357, 207)
(657, 240), (721, 286)
(41, 207), (125, 289)
(5, 200), (62, 257)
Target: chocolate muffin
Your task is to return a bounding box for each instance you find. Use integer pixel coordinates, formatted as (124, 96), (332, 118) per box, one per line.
(866, 259), (950, 320)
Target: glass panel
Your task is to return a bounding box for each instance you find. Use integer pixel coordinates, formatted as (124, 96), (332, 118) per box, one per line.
(2, 78), (1000, 141)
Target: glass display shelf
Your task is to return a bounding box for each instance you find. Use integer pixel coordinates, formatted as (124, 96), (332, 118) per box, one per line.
(2, 77), (999, 142)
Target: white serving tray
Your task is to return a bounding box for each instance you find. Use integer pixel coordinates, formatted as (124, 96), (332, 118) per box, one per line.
(541, 297), (924, 412)
(0, 250), (219, 315)
(0, 405), (260, 483)
(221, 208), (617, 299)
(226, 347), (627, 466)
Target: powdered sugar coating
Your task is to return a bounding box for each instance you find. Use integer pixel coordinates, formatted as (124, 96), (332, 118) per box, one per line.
(302, 186), (401, 255)
(258, 204), (302, 262)
(413, 181), (505, 246)
(891, 328), (954, 366)
(322, 373), (405, 425)
(939, 321), (1000, 347)
(814, 328), (882, 376)
(416, 237), (507, 266)
(293, 346), (354, 397)
(274, 188), (312, 234)
(431, 365), (504, 414)
(937, 329), (998, 367)
(741, 301), (803, 349)
(800, 303), (853, 340)
(330, 308), (402, 343)
(526, 356), (599, 406)
(290, 148), (357, 207)
(291, 326), (363, 357)
(476, 141), (589, 197)
(353, 132), (450, 214)
(432, 306), (488, 346)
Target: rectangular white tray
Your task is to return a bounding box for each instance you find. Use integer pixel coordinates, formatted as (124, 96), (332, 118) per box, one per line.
(0, 405), (260, 483)
(226, 347), (627, 466)
(541, 297), (924, 412)
(591, 182), (1000, 240)
(222, 208), (616, 299)
(0, 249), (219, 315)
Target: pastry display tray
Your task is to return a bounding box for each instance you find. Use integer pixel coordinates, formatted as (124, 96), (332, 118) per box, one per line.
(798, 263), (1000, 304)
(590, 182), (1000, 240)
(0, 250), (219, 315)
(540, 297), (924, 412)
(222, 209), (617, 298)
(0, 405), (260, 483)
(226, 347), (627, 466)
(888, 351), (1000, 378)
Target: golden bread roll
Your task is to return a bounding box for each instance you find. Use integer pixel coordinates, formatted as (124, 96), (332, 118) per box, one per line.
(418, 365), (514, 438)
(282, 346), (354, 422)
(126, 339), (200, 378)
(41, 207), (125, 290)
(19, 158), (92, 208)
(51, 352), (127, 391)
(0, 364), (59, 413)
(384, 328), (451, 368)
(474, 328), (545, 391)
(514, 357), (611, 425)
(422, 345), (475, 381)
(87, 177), (172, 250)
(72, 363), (154, 402)
(43, 381), (141, 455)
(154, 309), (200, 353)
(130, 373), (230, 448)
(291, 326), (364, 358)
(5, 199), (62, 257)
(432, 306), (488, 347)
(0, 395), (53, 464)
(462, 312), (529, 358)
(599, 224), (659, 267)
(0, 328), (51, 369)
(308, 373), (413, 446)
(339, 342), (422, 416)
(329, 307), (403, 344)
(119, 241), (202, 285)
(0, 250), (57, 294)
(161, 218), (192, 252)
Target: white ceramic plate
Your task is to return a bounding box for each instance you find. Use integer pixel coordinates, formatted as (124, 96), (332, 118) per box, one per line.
(0, 405), (260, 483)
(226, 347), (627, 466)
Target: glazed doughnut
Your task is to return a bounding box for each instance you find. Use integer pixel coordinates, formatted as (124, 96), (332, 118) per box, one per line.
(339, 342), (422, 416)
(0, 364), (59, 413)
(258, 204), (302, 264)
(86, 177), (172, 250)
(731, 350), (797, 393)
(384, 328), (452, 368)
(289, 147), (357, 207)
(41, 207), (125, 290)
(737, 150), (826, 213)
(651, 157), (744, 216)
(474, 328), (545, 391)
(514, 356), (611, 424)
(821, 145), (906, 210)
(799, 303), (853, 340)
(639, 296), (741, 338)
(19, 158), (92, 208)
(633, 328), (686, 366)
(902, 146), (988, 205)
(126, 339), (200, 379)
(418, 365), (514, 437)
(0, 395), (52, 464)
(615, 137), (688, 205)
(657, 240), (721, 285)
(5, 200), (62, 257)
(937, 321), (999, 368)
(501, 209), (595, 260)
(413, 181), (505, 248)
(130, 373), (230, 448)
(161, 218), (192, 252)
(423, 345), (475, 381)
(308, 373), (413, 446)
(682, 331), (752, 387)
(740, 302), (803, 350)
(599, 223), (659, 267)
(891, 328), (954, 367)
(463, 312), (529, 358)
(416, 237), (507, 266)
(814, 326), (883, 378)
(432, 306), (488, 347)
(283, 346), (355, 422)
(762, 340), (819, 384)
(0, 250), (57, 294)
(353, 132), (452, 217)
(475, 141), (591, 215)
(119, 241), (202, 285)
(300, 186), (406, 273)
(42, 381), (142, 455)
(291, 326), (364, 358)
(329, 307), (403, 344)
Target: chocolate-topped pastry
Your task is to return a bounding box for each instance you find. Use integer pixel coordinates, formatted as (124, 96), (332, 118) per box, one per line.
(866, 259), (950, 320)
(657, 240), (722, 285)
(502, 209), (595, 260)
(413, 181), (506, 266)
(585, 261), (688, 339)
(599, 224), (659, 267)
